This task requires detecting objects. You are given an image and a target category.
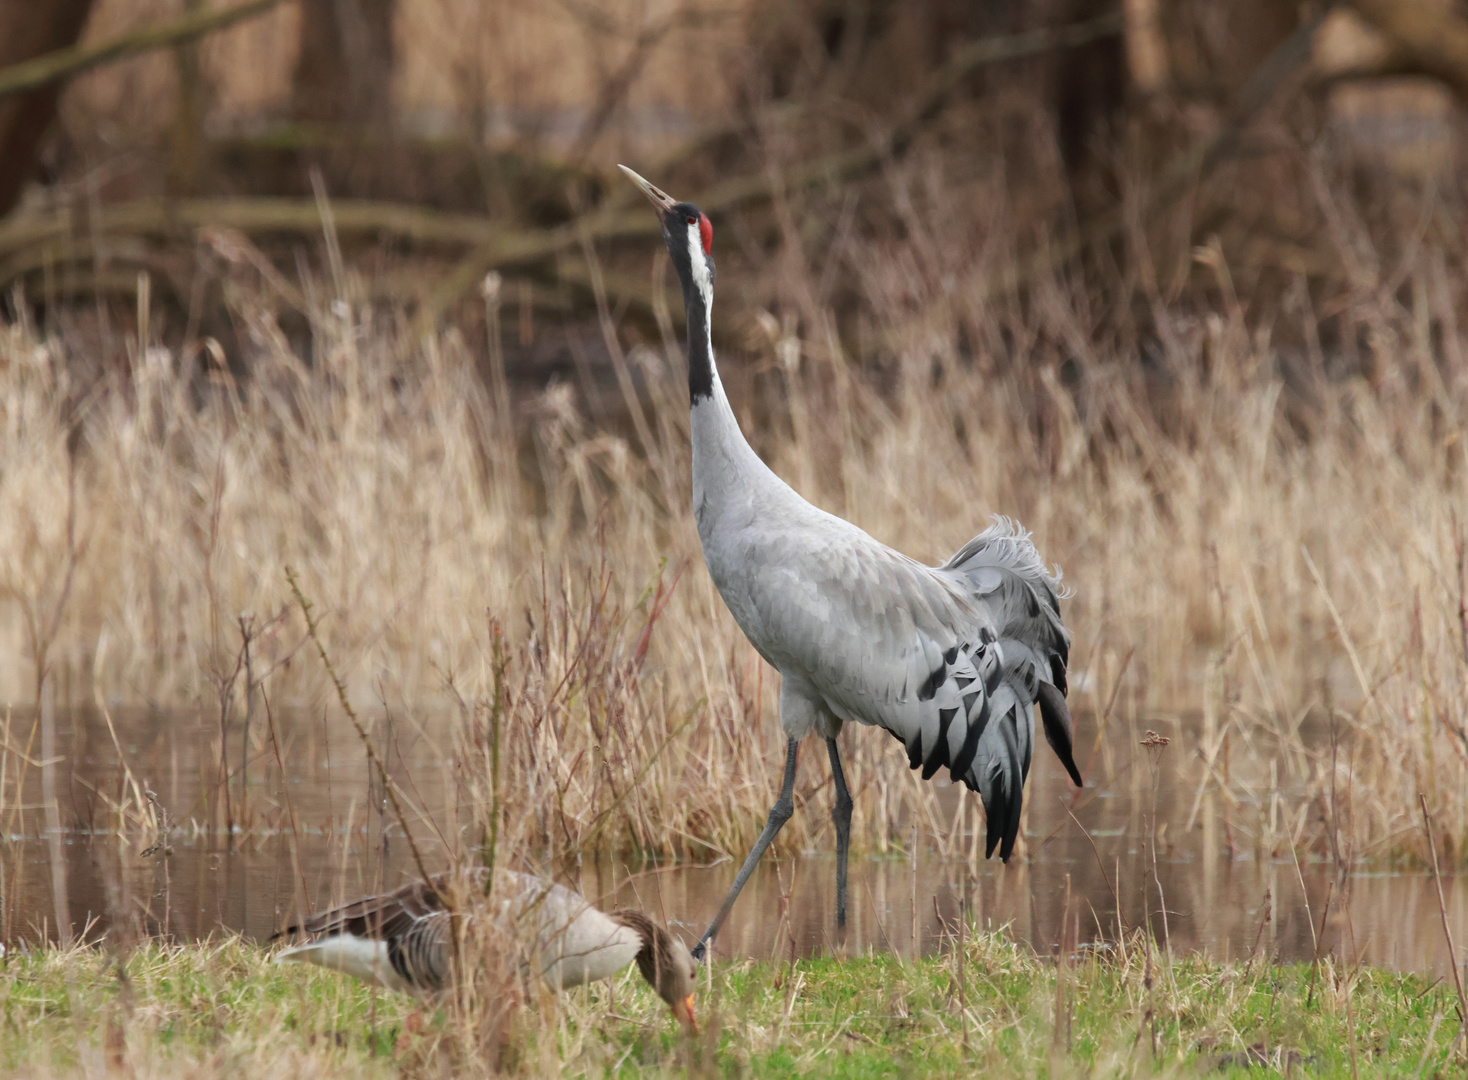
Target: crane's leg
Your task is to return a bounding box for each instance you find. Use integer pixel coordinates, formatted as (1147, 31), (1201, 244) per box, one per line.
(690, 737), (799, 962)
(826, 737), (853, 928)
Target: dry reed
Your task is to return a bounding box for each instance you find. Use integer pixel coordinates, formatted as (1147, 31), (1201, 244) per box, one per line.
(0, 150), (1466, 873)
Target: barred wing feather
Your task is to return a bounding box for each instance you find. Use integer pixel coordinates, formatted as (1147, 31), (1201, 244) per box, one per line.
(746, 517), (1077, 861)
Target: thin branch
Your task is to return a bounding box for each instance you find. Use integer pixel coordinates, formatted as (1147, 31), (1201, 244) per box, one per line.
(0, 197), (504, 258)
(0, 0), (284, 101)
(1419, 793), (1468, 1018)
(1063, 801), (1127, 935)
(37, 453), (82, 687)
(567, 3), (730, 164)
(286, 566), (433, 887)
(261, 684), (309, 909)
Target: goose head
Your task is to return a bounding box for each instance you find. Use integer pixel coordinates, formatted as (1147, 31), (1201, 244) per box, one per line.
(611, 909), (698, 1032)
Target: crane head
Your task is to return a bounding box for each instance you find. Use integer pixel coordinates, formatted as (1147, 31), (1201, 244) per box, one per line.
(618, 165), (715, 298)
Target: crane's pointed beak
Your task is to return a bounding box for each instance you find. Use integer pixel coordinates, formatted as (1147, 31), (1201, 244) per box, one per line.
(618, 164), (678, 213)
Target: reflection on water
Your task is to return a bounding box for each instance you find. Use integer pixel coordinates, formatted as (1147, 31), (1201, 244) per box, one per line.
(2, 706), (1466, 978)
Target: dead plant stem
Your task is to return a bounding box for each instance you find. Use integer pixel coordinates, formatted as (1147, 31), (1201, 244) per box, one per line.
(285, 567), (432, 888)
(1420, 793), (1468, 1018)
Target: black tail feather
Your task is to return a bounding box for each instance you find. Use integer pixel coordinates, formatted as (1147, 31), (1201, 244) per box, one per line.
(1000, 749), (1023, 861)
(984, 776), (1005, 860)
(978, 706), (1028, 863)
(1037, 682), (1083, 787)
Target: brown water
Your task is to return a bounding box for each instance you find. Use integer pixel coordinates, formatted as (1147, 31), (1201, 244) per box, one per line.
(3, 705), (1465, 979)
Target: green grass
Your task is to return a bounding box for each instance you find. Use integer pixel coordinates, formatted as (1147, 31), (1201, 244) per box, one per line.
(0, 933), (1452, 1077)
(692, 936), (1452, 1079)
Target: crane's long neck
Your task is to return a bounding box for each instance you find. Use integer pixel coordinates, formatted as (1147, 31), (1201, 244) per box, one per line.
(682, 267), (765, 496)
(682, 272), (715, 406)
(674, 226), (793, 536)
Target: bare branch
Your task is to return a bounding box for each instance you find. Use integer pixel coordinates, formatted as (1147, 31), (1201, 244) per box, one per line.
(0, 0), (284, 102)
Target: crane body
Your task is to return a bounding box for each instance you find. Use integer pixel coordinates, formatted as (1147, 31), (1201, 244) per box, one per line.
(618, 166), (1081, 961)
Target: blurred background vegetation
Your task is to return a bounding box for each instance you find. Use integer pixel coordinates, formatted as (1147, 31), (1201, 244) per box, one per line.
(2, 0), (1463, 369)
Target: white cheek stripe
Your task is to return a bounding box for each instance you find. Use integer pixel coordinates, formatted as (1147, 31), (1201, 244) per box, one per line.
(684, 223), (713, 358)
(686, 224), (712, 309)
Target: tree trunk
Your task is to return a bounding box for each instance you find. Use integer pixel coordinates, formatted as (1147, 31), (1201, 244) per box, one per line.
(0, 0), (96, 217)
(292, 0), (396, 128)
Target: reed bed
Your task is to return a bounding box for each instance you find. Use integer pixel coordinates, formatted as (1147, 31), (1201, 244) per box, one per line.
(1, 157), (1466, 873)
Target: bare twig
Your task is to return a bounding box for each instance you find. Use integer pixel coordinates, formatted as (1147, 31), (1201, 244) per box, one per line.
(1305, 881), (1333, 1008)
(39, 681), (70, 947)
(0, 197), (505, 260)
(1454, 512), (1468, 664)
(1063, 801), (1128, 936)
(1243, 888), (1272, 981)
(478, 620), (507, 894)
(566, 4), (726, 165)
(286, 567), (433, 888)
(261, 685), (308, 912)
(1419, 793), (1468, 1017)
(958, 872), (968, 1056)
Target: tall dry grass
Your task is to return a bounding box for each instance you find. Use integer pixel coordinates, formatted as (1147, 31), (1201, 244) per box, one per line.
(1, 153), (1466, 871)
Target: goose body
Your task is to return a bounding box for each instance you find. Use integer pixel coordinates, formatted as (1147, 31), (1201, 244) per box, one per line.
(274, 868), (696, 1027)
(618, 166), (1082, 959)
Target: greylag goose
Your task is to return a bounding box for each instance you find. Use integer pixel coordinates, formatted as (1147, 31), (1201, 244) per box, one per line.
(273, 868), (697, 1029)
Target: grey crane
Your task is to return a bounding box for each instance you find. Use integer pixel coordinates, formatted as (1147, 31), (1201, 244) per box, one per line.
(618, 166), (1082, 962)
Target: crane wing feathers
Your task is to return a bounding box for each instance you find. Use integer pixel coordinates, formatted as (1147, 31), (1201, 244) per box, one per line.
(740, 515), (1074, 862)
(938, 516), (1070, 689)
(1036, 682), (1082, 786)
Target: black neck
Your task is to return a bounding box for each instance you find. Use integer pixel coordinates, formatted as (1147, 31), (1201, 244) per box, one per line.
(684, 281), (714, 405)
